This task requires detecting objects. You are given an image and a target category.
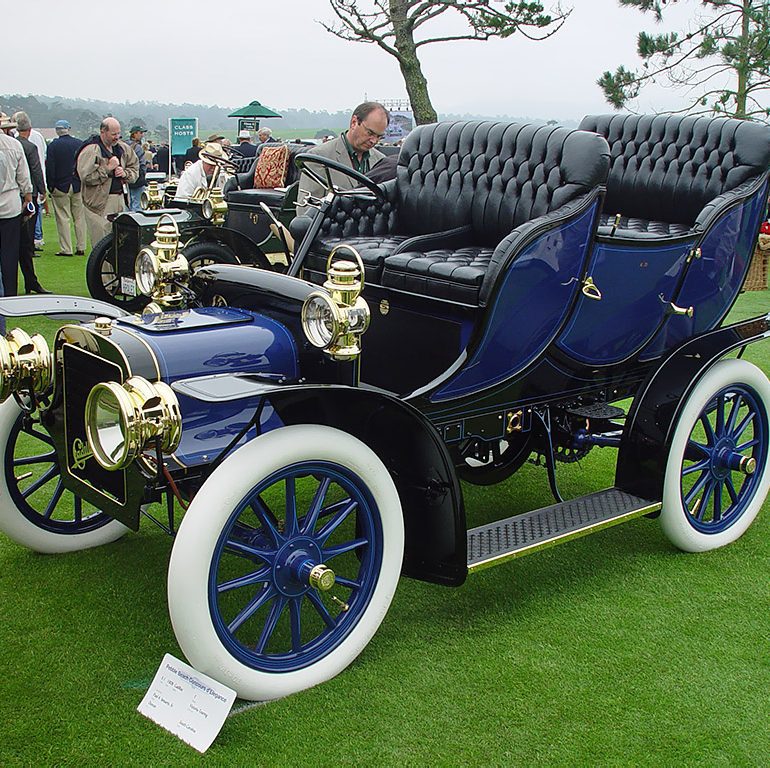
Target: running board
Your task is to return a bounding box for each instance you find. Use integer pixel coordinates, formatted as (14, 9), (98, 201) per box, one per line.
(467, 488), (660, 573)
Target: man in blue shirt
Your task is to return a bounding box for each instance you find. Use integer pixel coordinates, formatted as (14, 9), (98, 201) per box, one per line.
(46, 119), (87, 256)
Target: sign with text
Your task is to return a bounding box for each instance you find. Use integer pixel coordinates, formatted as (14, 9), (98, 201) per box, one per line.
(137, 654), (236, 753)
(169, 117), (198, 156)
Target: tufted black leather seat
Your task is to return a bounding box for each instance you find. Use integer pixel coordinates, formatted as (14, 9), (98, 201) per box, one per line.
(304, 121), (610, 304)
(223, 143), (307, 206)
(579, 114), (770, 240)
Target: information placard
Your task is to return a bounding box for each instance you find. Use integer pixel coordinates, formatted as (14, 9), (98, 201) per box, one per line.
(137, 654), (237, 753)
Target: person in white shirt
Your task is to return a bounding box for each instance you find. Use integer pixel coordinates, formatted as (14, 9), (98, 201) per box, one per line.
(174, 142), (230, 200)
(0, 112), (33, 326)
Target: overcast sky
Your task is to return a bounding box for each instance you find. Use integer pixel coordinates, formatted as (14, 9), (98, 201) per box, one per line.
(6, 0), (707, 120)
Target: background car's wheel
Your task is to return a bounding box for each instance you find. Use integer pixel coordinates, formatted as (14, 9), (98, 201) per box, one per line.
(85, 234), (148, 312)
(168, 425), (404, 701)
(661, 359), (770, 552)
(457, 435), (533, 485)
(0, 400), (127, 553)
(183, 241), (239, 270)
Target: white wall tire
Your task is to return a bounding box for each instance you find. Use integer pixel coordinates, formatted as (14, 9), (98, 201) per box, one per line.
(661, 359), (770, 552)
(168, 425), (404, 701)
(0, 399), (127, 553)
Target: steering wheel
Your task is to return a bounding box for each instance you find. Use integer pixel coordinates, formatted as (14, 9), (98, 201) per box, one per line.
(294, 153), (385, 203)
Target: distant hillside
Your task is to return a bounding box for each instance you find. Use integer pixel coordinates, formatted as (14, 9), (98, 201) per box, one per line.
(0, 93), (576, 140)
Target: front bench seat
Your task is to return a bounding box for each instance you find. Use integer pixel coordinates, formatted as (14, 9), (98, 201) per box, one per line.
(303, 121), (610, 304)
(579, 113), (770, 240)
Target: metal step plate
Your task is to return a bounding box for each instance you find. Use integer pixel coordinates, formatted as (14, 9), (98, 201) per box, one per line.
(467, 488), (660, 572)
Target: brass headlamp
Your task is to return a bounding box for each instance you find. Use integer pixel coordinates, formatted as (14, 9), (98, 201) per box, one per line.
(0, 328), (52, 402)
(140, 181), (164, 211)
(200, 187), (228, 226)
(301, 245), (370, 361)
(85, 376), (182, 471)
(135, 215), (189, 311)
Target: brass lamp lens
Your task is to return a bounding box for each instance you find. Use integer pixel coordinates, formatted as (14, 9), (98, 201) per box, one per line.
(135, 249), (159, 295)
(302, 293), (340, 349)
(86, 383), (133, 470)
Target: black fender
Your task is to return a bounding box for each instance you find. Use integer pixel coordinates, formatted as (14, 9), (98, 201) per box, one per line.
(173, 375), (468, 586)
(268, 384), (467, 586)
(615, 313), (770, 504)
(182, 225), (270, 268)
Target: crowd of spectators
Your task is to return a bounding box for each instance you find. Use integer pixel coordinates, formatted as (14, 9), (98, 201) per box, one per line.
(0, 106), (401, 312)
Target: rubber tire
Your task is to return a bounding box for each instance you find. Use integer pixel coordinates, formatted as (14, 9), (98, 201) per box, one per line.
(0, 400), (127, 553)
(85, 234), (148, 312)
(661, 359), (770, 552)
(168, 425), (404, 701)
(183, 241), (239, 270)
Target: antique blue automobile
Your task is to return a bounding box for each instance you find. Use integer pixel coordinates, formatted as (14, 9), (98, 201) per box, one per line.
(0, 114), (769, 702)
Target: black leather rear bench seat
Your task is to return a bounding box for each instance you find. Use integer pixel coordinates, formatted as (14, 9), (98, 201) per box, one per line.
(581, 113), (770, 241)
(595, 214), (691, 240)
(303, 120), (610, 304)
(226, 187), (286, 206)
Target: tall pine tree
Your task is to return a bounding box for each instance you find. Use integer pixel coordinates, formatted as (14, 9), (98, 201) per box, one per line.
(599, 0), (770, 119)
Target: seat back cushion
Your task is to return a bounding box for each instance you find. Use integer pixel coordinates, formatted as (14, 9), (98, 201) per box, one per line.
(396, 121), (609, 245)
(254, 144), (289, 189)
(580, 113), (770, 226)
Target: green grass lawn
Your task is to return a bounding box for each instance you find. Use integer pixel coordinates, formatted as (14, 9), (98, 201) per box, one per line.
(0, 216), (768, 766)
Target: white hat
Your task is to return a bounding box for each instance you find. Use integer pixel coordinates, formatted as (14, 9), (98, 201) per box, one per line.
(199, 142), (227, 163)
(237, 129), (251, 139)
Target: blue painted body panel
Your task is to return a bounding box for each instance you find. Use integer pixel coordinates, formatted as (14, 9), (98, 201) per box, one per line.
(430, 203), (598, 402)
(116, 306), (297, 467)
(555, 238), (694, 365)
(641, 184), (768, 360)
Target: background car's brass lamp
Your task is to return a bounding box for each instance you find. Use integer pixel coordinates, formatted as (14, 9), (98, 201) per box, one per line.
(85, 376), (182, 471)
(0, 328), (52, 402)
(140, 181), (164, 211)
(135, 216), (189, 312)
(200, 187), (228, 226)
(301, 245), (370, 361)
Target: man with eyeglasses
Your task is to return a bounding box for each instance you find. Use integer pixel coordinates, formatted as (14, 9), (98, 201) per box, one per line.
(296, 101), (389, 214)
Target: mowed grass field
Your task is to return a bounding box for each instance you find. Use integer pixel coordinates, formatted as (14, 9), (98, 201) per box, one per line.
(0, 215), (768, 766)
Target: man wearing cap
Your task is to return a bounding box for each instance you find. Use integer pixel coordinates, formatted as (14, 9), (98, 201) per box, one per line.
(46, 119), (87, 257)
(12, 115), (50, 294)
(12, 112), (47, 250)
(174, 142), (230, 200)
(0, 113), (33, 313)
(76, 117), (139, 245)
(127, 125), (148, 212)
(236, 130), (257, 158)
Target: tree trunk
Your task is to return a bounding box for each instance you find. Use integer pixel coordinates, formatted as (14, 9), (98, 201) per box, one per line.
(735, 0), (750, 118)
(389, 0), (438, 124)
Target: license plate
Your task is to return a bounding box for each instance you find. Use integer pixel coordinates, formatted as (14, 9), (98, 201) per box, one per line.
(120, 276), (137, 296)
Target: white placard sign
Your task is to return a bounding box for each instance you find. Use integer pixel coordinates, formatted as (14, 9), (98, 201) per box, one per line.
(137, 654), (237, 753)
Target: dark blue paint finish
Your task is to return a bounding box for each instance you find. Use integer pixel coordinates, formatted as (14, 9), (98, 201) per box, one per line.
(431, 204), (598, 402)
(208, 461), (384, 672)
(115, 307), (298, 467)
(641, 186), (768, 360)
(172, 393), (283, 467)
(555, 239), (694, 365)
(116, 306), (299, 385)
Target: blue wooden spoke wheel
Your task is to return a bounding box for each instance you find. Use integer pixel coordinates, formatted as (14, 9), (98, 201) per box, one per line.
(0, 400), (126, 552)
(661, 360), (770, 552)
(168, 425), (404, 701)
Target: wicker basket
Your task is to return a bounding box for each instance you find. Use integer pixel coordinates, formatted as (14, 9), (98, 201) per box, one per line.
(744, 246), (768, 291)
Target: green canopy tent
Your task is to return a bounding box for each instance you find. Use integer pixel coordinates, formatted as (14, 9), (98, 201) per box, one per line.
(228, 101), (281, 134)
